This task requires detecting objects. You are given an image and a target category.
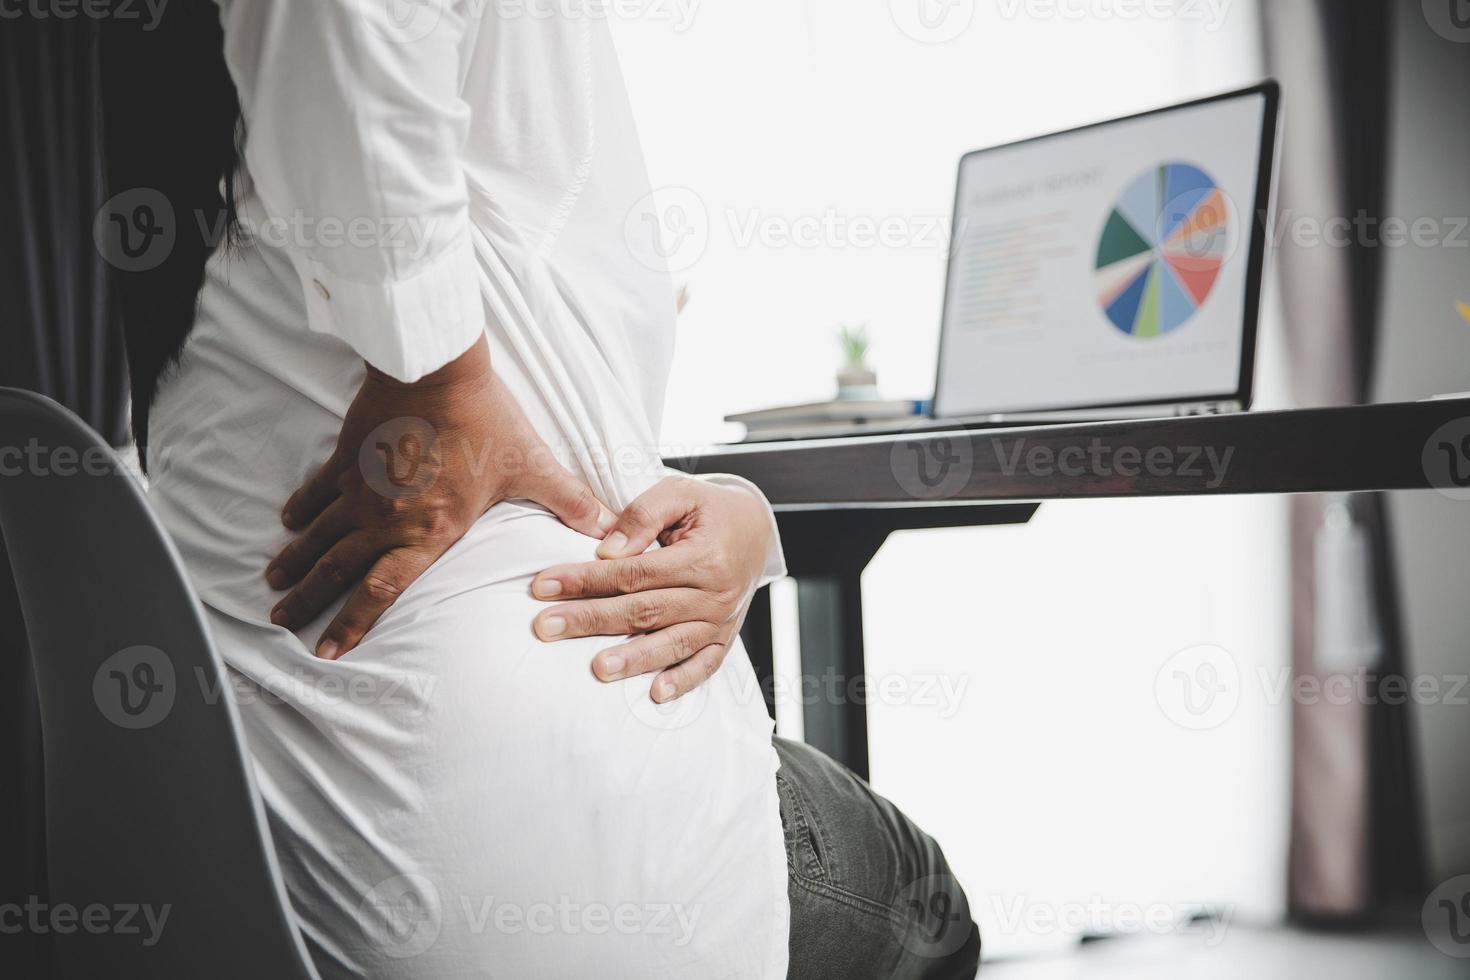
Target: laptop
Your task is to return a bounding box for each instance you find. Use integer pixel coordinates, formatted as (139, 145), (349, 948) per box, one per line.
(927, 82), (1282, 430)
(734, 83), (1282, 443)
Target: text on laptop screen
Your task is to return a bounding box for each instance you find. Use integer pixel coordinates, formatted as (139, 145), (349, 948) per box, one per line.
(934, 90), (1271, 418)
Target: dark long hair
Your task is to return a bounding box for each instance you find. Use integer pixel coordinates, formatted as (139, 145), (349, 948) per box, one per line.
(99, 1), (241, 457)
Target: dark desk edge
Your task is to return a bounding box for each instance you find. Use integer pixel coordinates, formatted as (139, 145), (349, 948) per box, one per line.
(669, 398), (1470, 508)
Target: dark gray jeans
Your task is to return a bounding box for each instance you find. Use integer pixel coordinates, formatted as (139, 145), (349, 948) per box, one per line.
(775, 737), (981, 980)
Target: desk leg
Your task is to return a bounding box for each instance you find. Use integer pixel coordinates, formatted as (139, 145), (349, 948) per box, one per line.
(795, 570), (870, 781)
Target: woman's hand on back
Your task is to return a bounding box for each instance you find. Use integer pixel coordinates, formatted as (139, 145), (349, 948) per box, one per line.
(529, 476), (774, 702)
(266, 337), (615, 659)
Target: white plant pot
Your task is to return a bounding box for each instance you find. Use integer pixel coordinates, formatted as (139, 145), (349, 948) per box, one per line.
(836, 366), (879, 401)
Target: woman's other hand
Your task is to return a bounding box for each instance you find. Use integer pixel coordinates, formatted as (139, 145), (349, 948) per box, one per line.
(529, 476), (775, 702)
(266, 337), (614, 659)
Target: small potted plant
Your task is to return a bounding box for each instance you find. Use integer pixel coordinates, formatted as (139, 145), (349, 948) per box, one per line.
(835, 324), (879, 401)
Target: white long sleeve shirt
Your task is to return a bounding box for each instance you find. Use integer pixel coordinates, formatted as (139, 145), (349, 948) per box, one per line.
(145, 3), (790, 977)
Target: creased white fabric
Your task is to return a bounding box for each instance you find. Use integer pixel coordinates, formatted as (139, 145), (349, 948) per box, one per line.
(146, 3), (789, 976)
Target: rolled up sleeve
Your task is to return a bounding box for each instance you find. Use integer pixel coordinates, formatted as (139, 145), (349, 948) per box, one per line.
(697, 473), (788, 588)
(215, 0), (484, 382)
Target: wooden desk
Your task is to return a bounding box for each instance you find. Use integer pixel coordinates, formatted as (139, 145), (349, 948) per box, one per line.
(671, 398), (1470, 777)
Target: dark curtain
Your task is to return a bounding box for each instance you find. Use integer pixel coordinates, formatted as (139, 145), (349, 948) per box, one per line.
(1262, 0), (1427, 919)
(0, 12), (129, 979)
(1, 24), (129, 431)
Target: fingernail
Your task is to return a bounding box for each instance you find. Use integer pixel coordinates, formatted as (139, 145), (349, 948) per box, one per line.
(598, 531), (628, 558)
(597, 508), (618, 534)
(600, 653), (625, 677)
(265, 566), (287, 589)
(532, 578), (562, 599)
(270, 606), (288, 627)
(538, 616), (566, 639)
(317, 639), (340, 660)
(654, 682), (676, 703)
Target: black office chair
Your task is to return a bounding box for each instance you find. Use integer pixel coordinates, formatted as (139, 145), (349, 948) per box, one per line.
(0, 387), (319, 979)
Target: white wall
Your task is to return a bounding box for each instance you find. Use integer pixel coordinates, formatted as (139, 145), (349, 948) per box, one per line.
(612, 0), (1290, 959)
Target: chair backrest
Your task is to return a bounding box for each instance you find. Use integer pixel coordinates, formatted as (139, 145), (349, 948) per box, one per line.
(0, 387), (319, 979)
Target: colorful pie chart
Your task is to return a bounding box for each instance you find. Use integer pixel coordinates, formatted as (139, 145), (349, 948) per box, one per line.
(1094, 163), (1229, 338)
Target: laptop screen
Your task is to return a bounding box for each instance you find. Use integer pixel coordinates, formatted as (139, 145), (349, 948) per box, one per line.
(933, 84), (1278, 419)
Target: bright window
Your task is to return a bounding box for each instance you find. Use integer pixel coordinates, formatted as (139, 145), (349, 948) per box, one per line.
(613, 0), (1288, 960)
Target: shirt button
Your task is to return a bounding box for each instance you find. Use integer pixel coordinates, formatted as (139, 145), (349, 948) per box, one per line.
(312, 279), (331, 301)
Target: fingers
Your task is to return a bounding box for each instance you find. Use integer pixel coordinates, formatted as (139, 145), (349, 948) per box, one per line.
(266, 497), (354, 590)
(524, 465), (617, 540)
(282, 456), (346, 531)
(532, 588), (716, 642)
(651, 643), (729, 703)
(531, 547), (703, 601)
(590, 621), (722, 682)
(597, 476), (700, 559)
(315, 548), (437, 659)
(269, 532), (382, 632)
